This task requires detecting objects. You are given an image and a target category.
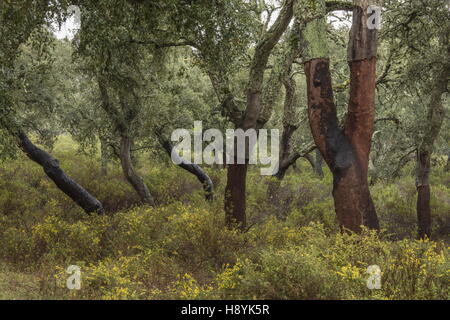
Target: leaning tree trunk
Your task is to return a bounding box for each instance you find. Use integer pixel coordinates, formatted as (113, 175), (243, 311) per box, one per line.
(17, 132), (104, 214)
(159, 138), (214, 201)
(120, 135), (155, 206)
(299, 1), (379, 233)
(415, 54), (450, 239)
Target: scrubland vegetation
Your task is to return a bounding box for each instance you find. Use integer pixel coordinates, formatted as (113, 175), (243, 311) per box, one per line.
(1, 0), (449, 301)
(0, 137), (448, 300)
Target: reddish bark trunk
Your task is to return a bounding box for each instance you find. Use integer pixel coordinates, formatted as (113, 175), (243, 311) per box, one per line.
(224, 162), (248, 230)
(345, 58), (376, 177)
(304, 58), (379, 232)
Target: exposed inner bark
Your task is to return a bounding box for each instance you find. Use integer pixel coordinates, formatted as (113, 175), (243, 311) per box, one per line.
(298, 1), (380, 233)
(120, 135), (155, 206)
(159, 138), (214, 201)
(17, 132), (104, 214)
(304, 58), (379, 232)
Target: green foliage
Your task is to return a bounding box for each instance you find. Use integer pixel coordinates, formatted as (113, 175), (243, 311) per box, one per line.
(0, 139), (448, 299)
(0, 0), (449, 302)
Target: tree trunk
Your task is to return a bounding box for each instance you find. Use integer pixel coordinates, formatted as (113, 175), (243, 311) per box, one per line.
(415, 53), (449, 239)
(160, 138), (214, 201)
(300, 1), (379, 232)
(120, 135), (155, 206)
(304, 151), (324, 178)
(304, 58), (379, 232)
(222, 0), (294, 229)
(17, 132), (104, 214)
(416, 151), (432, 239)
(314, 148), (324, 178)
(224, 162), (248, 230)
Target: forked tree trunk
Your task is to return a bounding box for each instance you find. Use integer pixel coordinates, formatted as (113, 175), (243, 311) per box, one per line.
(300, 1), (379, 232)
(17, 132), (104, 214)
(120, 135), (155, 206)
(223, 0), (294, 229)
(98, 79), (156, 206)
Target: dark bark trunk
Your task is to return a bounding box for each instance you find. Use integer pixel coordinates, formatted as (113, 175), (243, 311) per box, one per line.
(314, 148), (324, 178)
(416, 150), (432, 239)
(160, 139), (214, 201)
(224, 162), (248, 230)
(17, 132), (104, 214)
(277, 144), (316, 180)
(120, 135), (155, 206)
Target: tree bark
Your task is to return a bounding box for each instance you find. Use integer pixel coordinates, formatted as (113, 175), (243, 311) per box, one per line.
(120, 135), (155, 206)
(98, 79), (156, 206)
(314, 148), (324, 178)
(224, 162), (248, 230)
(301, 1), (380, 232)
(415, 53), (449, 239)
(223, 0), (294, 229)
(159, 138), (214, 201)
(17, 132), (104, 214)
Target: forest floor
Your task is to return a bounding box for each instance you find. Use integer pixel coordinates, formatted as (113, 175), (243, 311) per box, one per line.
(0, 263), (41, 299)
(0, 136), (448, 300)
